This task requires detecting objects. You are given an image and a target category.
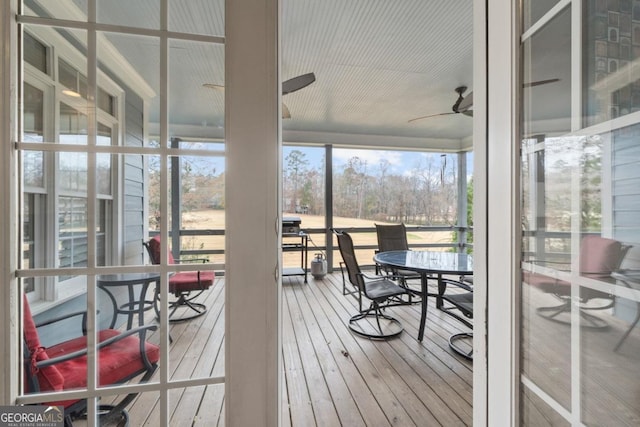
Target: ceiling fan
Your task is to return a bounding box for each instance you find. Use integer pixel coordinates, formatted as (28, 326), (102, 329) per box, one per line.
(203, 72), (316, 119)
(408, 78), (561, 124)
(408, 86), (473, 123)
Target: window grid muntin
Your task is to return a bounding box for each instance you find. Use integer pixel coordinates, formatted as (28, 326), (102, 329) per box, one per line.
(16, 1), (226, 419)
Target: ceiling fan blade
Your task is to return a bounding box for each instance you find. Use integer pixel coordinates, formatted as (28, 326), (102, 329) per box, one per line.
(449, 79), (558, 113)
(282, 72), (316, 95)
(408, 112), (456, 123)
(462, 110), (473, 117)
(457, 91), (473, 112)
(282, 102), (291, 119)
(204, 84), (295, 119)
(206, 72), (316, 97)
(523, 78), (560, 88)
(202, 83), (225, 91)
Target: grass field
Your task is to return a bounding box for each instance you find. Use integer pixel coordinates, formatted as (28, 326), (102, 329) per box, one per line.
(178, 209), (455, 268)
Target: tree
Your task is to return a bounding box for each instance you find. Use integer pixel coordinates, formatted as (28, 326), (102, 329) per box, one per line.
(284, 150), (309, 212)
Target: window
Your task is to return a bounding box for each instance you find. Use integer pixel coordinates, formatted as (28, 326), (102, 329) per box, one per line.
(21, 29), (120, 300)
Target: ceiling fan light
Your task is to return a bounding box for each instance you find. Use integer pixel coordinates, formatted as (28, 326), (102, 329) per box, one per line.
(62, 89), (81, 97)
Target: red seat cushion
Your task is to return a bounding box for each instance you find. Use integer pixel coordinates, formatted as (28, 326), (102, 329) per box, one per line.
(169, 271), (215, 293)
(147, 236), (215, 293)
(39, 330), (160, 408)
(47, 330), (160, 388)
(23, 296), (160, 409)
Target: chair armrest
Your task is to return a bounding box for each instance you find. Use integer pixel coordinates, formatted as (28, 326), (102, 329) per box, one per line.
(528, 259), (571, 271)
(35, 310), (88, 328)
(35, 324), (158, 370)
(175, 257), (208, 264)
(35, 310), (100, 336)
(360, 272), (397, 281)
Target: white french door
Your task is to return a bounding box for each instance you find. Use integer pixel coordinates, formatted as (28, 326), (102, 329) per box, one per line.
(10, 1), (233, 425)
(518, 0), (640, 425)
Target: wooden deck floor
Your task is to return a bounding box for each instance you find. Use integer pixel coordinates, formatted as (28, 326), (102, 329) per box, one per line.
(119, 270), (473, 426)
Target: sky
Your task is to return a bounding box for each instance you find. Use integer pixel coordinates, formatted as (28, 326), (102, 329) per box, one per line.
(177, 143), (474, 179)
(283, 145), (474, 179)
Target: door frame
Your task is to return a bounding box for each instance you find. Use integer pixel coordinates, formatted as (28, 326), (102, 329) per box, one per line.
(485, 0), (520, 425)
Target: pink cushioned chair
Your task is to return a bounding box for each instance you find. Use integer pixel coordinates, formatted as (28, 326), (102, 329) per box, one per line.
(524, 235), (629, 329)
(23, 295), (159, 426)
(144, 235), (215, 322)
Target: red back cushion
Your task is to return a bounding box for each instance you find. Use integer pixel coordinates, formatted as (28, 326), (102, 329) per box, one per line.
(22, 295), (65, 392)
(580, 235), (625, 276)
(148, 235), (175, 264)
(169, 271), (215, 293)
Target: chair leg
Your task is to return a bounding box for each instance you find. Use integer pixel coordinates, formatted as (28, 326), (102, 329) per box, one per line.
(154, 287), (207, 323)
(537, 301), (610, 329)
(97, 404), (130, 427)
(167, 296), (207, 323)
(348, 302), (403, 340)
(340, 262), (358, 297)
(536, 302), (571, 320)
(73, 403), (130, 427)
(614, 301), (640, 352)
(578, 309), (609, 329)
(449, 332), (473, 360)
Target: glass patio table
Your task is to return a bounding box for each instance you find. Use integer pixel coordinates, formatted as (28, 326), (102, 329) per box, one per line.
(97, 273), (161, 330)
(373, 250), (473, 341)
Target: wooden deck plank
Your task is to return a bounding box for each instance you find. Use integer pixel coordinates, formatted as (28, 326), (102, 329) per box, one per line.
(297, 277), (422, 426)
(285, 278), (401, 426)
(125, 278), (225, 425)
(521, 285), (640, 426)
(323, 273), (473, 399)
(284, 280), (345, 426)
(114, 271), (473, 426)
(191, 384), (225, 426)
(321, 272), (473, 421)
(310, 274), (465, 426)
(282, 284), (316, 425)
(287, 278), (367, 427)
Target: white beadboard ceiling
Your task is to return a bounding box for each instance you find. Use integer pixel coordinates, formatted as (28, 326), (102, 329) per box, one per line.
(281, 0), (474, 149)
(62, 0), (475, 150)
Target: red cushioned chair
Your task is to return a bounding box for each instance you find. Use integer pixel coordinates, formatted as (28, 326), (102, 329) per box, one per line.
(144, 235), (215, 322)
(524, 235), (629, 329)
(22, 295), (159, 426)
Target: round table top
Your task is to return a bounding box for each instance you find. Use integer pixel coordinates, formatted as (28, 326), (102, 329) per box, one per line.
(97, 272), (161, 286)
(373, 250), (473, 275)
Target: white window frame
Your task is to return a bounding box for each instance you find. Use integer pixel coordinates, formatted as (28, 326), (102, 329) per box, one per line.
(10, 2), (226, 426)
(22, 26), (123, 307)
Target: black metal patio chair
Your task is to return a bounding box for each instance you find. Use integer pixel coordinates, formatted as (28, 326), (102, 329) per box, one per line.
(333, 229), (412, 339)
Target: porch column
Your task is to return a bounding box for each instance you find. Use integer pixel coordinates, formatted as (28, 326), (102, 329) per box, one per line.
(457, 152), (468, 252)
(170, 137), (181, 259)
(325, 144), (334, 272)
(225, 0), (281, 426)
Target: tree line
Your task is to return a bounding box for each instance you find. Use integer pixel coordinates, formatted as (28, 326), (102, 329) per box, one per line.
(284, 149), (463, 225)
(147, 148), (466, 227)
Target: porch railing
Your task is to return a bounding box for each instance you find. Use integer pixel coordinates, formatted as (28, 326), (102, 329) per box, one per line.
(161, 225), (473, 272)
